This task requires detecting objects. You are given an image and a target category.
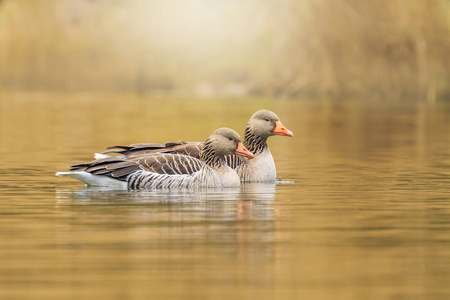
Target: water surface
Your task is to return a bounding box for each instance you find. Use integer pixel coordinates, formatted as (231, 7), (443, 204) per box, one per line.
(0, 92), (449, 299)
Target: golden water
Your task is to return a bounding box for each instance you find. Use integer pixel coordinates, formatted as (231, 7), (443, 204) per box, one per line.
(1, 92), (449, 299)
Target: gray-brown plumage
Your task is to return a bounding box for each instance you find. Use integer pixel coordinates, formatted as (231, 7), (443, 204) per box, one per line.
(57, 128), (254, 189)
(102, 110), (293, 182)
(104, 141), (203, 158)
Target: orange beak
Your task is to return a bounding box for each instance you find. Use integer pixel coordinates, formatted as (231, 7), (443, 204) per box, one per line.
(235, 142), (254, 159)
(273, 121), (294, 137)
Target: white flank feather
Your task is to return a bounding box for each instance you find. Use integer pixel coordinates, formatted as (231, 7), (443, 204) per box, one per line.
(55, 171), (127, 188)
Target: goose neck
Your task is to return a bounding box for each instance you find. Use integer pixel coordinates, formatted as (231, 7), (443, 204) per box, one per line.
(243, 125), (268, 154)
(199, 140), (226, 168)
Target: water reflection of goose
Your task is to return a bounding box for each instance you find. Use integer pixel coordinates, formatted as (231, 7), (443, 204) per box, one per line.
(55, 184), (277, 204)
(54, 181), (277, 209)
(55, 184), (276, 213)
(55, 187), (242, 204)
(56, 128), (254, 189)
(55, 177), (277, 228)
(54, 185), (277, 263)
(240, 182), (276, 201)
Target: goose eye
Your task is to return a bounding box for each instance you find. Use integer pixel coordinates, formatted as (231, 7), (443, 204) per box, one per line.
(265, 118), (270, 122)
(228, 137), (233, 141)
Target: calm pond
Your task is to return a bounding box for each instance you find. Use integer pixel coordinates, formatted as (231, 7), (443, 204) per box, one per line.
(0, 92), (449, 299)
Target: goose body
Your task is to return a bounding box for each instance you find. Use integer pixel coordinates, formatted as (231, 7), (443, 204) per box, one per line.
(103, 110), (293, 182)
(127, 160), (240, 189)
(56, 128), (254, 189)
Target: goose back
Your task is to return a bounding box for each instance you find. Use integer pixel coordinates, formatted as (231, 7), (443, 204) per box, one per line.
(105, 141), (203, 158)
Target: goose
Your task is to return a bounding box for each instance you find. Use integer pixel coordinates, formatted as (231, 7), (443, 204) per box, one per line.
(56, 128), (254, 189)
(103, 110), (293, 182)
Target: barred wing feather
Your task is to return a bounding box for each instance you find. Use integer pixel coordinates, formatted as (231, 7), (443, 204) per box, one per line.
(137, 153), (204, 175)
(69, 153), (205, 182)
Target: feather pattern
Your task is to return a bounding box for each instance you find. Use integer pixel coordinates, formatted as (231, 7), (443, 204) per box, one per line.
(57, 128), (249, 189)
(127, 164), (237, 189)
(242, 125), (268, 154)
(101, 110), (291, 182)
(105, 141), (203, 158)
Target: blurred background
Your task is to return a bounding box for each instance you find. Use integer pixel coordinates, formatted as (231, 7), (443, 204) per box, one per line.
(0, 0), (449, 101)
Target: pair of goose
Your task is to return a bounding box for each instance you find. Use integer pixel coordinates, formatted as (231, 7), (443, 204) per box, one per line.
(56, 110), (293, 189)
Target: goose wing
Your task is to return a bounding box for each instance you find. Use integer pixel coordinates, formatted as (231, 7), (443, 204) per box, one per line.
(104, 141), (203, 158)
(137, 153), (204, 175)
(70, 157), (141, 181)
(69, 153), (205, 181)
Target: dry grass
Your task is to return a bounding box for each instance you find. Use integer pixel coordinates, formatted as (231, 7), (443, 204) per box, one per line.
(0, 0), (449, 101)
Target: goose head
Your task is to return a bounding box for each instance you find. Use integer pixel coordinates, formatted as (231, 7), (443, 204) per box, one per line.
(200, 128), (254, 166)
(248, 110), (294, 138)
(206, 128), (254, 159)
